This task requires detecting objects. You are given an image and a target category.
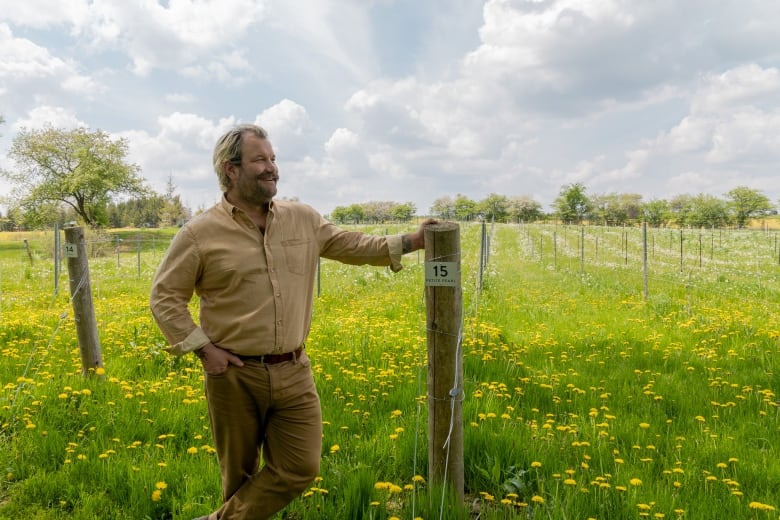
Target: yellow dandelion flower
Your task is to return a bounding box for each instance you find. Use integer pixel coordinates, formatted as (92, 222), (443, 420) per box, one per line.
(630, 478), (642, 486)
(151, 490), (162, 502)
(155, 481), (167, 490)
(748, 502), (776, 511)
(187, 447), (198, 455)
(531, 495), (545, 504)
(531, 461), (542, 468)
(330, 444), (340, 454)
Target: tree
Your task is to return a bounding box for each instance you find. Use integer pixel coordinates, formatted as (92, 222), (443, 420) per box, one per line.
(591, 192), (643, 226)
(688, 194), (729, 228)
(642, 199), (670, 227)
(159, 175), (189, 227)
(477, 193), (509, 222)
(362, 201), (394, 223)
(507, 196), (543, 222)
(3, 126), (147, 227)
(430, 196), (455, 220)
(553, 183), (591, 224)
(453, 195), (478, 221)
(725, 186), (773, 228)
(390, 202), (416, 222)
(668, 194), (694, 227)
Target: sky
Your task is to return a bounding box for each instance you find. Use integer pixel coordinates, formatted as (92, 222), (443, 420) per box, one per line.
(2, 0), (780, 217)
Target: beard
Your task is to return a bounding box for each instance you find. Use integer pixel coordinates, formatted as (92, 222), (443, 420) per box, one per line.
(235, 168), (277, 206)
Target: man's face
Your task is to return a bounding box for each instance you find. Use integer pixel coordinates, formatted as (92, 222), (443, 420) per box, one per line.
(227, 134), (279, 207)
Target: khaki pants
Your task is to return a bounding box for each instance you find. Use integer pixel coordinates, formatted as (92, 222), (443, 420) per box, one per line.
(204, 351), (322, 519)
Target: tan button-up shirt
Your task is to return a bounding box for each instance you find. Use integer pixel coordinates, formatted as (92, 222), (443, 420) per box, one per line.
(150, 197), (404, 356)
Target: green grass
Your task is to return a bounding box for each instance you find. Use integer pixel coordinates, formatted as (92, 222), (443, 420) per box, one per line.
(1, 223), (779, 519)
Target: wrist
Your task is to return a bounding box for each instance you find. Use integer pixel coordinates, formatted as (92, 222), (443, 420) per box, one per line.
(402, 235), (413, 254)
(194, 344), (209, 359)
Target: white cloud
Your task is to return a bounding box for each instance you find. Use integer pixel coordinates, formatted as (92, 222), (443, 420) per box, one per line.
(256, 99), (314, 157)
(115, 112), (237, 208)
(12, 106), (87, 131)
(1, 0), (90, 29)
(0, 24), (98, 90)
(71, 0), (268, 75)
(324, 128), (360, 157)
(692, 64), (780, 114)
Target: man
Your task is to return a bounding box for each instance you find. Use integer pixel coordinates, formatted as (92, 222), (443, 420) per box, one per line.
(149, 123), (434, 520)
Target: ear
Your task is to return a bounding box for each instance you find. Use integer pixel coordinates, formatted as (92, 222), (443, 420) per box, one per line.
(224, 160), (239, 182)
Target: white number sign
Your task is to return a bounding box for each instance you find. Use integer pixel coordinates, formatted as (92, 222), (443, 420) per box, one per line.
(425, 261), (458, 287)
(64, 243), (78, 258)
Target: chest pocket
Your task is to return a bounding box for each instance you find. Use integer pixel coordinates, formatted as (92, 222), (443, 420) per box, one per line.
(281, 238), (313, 275)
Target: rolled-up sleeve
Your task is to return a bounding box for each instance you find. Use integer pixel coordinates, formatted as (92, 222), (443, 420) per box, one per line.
(385, 234), (403, 272)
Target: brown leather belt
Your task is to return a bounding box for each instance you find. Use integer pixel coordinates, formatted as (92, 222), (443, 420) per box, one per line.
(239, 346), (303, 365)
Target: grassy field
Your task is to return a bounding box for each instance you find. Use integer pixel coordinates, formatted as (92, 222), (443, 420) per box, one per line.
(0, 222), (779, 519)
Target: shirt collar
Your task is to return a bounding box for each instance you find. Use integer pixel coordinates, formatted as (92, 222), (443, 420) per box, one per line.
(220, 194), (276, 216)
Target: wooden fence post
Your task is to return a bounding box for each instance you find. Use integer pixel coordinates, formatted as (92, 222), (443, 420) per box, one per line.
(63, 226), (104, 376)
(23, 239), (34, 265)
(424, 222), (464, 502)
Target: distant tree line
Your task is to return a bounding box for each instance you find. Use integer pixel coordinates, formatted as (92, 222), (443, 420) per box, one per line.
(329, 201), (416, 224)
(429, 194), (545, 223)
(423, 185), (777, 228)
(550, 183), (777, 228)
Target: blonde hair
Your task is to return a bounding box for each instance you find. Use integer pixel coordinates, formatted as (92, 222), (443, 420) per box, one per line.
(212, 124), (269, 192)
